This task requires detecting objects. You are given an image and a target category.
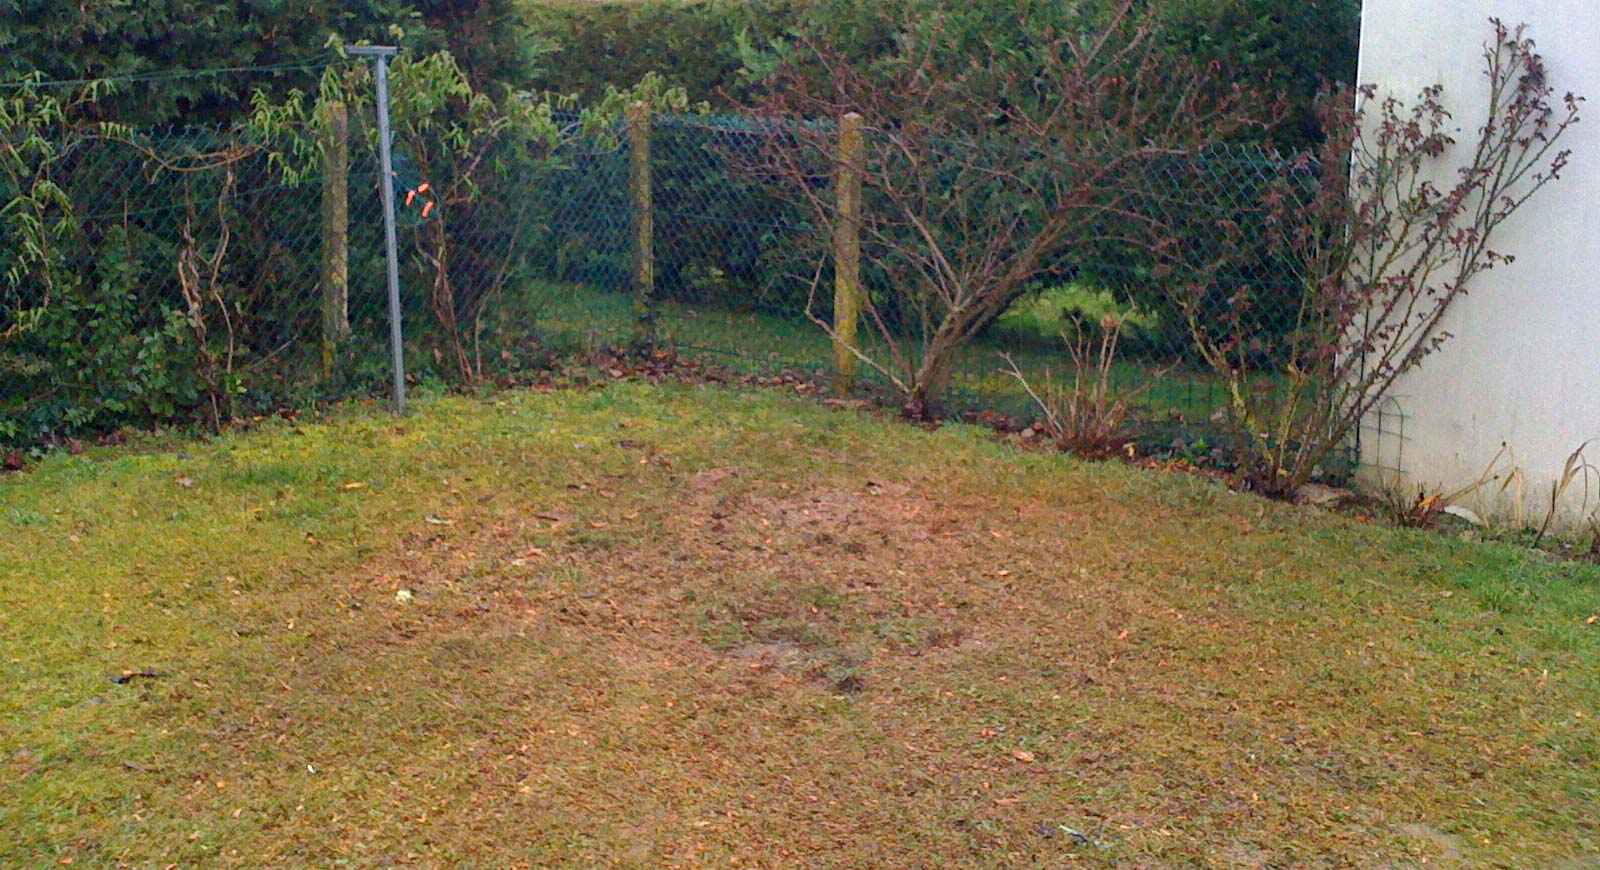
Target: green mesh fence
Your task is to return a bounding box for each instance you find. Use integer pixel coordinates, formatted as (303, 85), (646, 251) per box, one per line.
(1, 126), (392, 440)
(1, 94), (1315, 456)
(526, 112), (1313, 441)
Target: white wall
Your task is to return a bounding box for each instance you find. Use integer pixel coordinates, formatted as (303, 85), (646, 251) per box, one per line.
(1356, 0), (1600, 530)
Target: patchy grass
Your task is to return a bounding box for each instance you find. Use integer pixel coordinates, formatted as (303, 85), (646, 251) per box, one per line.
(2, 381), (1598, 868)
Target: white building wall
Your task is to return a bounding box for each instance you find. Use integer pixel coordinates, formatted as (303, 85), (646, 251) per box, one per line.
(1356, 1), (1600, 530)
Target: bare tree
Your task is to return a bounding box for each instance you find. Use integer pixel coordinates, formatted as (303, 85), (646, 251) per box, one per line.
(742, 1), (1275, 416)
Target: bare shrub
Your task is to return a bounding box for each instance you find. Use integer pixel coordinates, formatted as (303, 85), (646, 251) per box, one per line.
(1172, 20), (1581, 496)
(1003, 314), (1153, 459)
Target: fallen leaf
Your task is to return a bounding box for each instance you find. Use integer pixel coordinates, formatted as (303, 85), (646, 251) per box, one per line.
(1012, 750), (1036, 763)
(113, 669), (165, 684)
(342, 482), (366, 491)
(175, 476), (195, 488)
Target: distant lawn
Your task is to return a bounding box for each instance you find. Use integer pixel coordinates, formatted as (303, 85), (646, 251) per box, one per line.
(533, 281), (1230, 423)
(3, 381), (1598, 867)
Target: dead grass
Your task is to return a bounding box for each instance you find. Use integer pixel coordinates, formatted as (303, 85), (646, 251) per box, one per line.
(2, 381), (1598, 868)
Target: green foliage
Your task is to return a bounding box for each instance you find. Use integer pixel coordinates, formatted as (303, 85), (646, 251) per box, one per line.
(1154, 0), (1362, 149)
(0, 0), (549, 123)
(777, 0), (1120, 93)
(524, 0), (1359, 150)
(0, 40), (707, 445)
(0, 84), (202, 437)
(763, 0), (1359, 149)
(526, 0), (803, 104)
(2, 209), (209, 436)
(416, 0), (558, 89)
(995, 283), (1161, 349)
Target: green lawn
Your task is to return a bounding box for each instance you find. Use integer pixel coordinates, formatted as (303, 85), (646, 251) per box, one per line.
(533, 281), (1230, 423)
(3, 381), (1598, 867)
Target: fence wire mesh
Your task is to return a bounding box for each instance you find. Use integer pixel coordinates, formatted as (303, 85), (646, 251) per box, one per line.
(2, 125), (391, 439)
(527, 112), (1313, 442)
(1, 74), (1320, 465)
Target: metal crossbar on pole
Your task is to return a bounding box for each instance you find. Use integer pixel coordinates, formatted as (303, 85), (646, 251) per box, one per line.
(349, 45), (406, 415)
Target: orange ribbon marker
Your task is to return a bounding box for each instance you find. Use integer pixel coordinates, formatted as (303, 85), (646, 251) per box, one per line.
(405, 182), (435, 218)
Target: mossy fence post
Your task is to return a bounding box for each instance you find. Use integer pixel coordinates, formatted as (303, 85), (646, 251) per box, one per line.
(319, 99), (351, 374)
(627, 100), (656, 348)
(832, 111), (866, 394)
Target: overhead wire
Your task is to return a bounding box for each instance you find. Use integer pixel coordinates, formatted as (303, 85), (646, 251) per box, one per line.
(0, 57), (332, 91)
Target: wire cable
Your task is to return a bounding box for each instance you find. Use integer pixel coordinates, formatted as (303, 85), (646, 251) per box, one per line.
(0, 58), (331, 91)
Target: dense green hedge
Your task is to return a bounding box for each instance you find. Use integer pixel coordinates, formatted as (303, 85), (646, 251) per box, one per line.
(3, 1), (1361, 146)
(0, 0), (542, 123)
(526, 0), (803, 104)
(525, 0), (1360, 150)
(1155, 0), (1362, 148)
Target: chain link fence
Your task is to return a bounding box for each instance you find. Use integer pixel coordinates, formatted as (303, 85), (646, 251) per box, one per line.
(526, 112), (1314, 444)
(2, 72), (1318, 463)
(1, 125), (395, 438)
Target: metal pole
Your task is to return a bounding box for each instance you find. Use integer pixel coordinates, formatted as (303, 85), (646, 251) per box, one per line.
(350, 46), (406, 415)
